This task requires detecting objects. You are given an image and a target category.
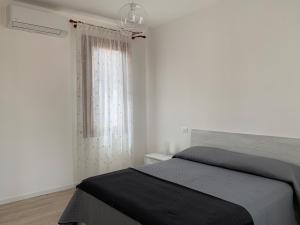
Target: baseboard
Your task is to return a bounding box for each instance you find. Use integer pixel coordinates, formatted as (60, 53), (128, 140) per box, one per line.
(0, 184), (75, 205)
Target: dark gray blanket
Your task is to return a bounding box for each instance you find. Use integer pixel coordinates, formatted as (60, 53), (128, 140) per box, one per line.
(75, 168), (254, 225)
(174, 146), (300, 223)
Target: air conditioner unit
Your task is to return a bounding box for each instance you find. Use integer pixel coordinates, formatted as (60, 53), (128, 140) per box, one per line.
(7, 4), (68, 37)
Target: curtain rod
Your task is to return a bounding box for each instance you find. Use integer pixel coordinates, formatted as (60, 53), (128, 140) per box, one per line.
(69, 19), (146, 40)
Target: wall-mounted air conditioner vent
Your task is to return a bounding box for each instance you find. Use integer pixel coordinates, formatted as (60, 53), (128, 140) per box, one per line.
(7, 4), (68, 37)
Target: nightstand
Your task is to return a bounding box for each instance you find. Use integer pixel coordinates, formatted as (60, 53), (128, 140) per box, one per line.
(144, 153), (173, 165)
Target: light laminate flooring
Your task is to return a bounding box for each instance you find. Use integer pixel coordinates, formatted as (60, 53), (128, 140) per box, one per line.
(0, 189), (74, 225)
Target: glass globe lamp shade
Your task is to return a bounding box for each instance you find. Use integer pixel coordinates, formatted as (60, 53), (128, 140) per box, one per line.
(119, 2), (147, 33)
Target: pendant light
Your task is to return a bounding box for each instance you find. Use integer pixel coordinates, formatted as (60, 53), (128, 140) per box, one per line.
(119, 0), (147, 33)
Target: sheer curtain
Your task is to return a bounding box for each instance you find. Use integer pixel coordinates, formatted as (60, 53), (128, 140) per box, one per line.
(74, 24), (133, 181)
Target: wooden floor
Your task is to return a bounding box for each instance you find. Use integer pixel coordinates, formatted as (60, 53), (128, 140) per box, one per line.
(0, 189), (74, 225)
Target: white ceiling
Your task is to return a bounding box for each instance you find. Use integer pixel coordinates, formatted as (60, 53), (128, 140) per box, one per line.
(17, 0), (217, 27)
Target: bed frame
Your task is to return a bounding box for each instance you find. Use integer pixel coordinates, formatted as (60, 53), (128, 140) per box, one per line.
(190, 129), (300, 166)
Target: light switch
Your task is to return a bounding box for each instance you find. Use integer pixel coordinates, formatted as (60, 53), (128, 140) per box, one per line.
(181, 127), (189, 136)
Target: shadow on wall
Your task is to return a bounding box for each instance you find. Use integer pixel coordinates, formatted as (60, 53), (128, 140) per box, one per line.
(0, 1), (6, 26)
(0, 0), (15, 27)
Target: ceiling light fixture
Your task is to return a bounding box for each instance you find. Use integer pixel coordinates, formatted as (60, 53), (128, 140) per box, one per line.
(119, 0), (147, 33)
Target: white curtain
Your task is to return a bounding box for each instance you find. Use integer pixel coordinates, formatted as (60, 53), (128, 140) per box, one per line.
(74, 24), (133, 181)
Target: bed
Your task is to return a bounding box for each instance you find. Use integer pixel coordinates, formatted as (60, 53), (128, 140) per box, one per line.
(59, 130), (300, 225)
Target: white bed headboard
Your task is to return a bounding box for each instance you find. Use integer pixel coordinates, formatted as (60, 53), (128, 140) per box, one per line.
(191, 129), (300, 166)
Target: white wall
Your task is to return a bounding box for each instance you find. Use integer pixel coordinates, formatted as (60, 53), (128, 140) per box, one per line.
(0, 0), (147, 203)
(132, 39), (147, 164)
(0, 0), (74, 203)
(147, 0), (300, 153)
